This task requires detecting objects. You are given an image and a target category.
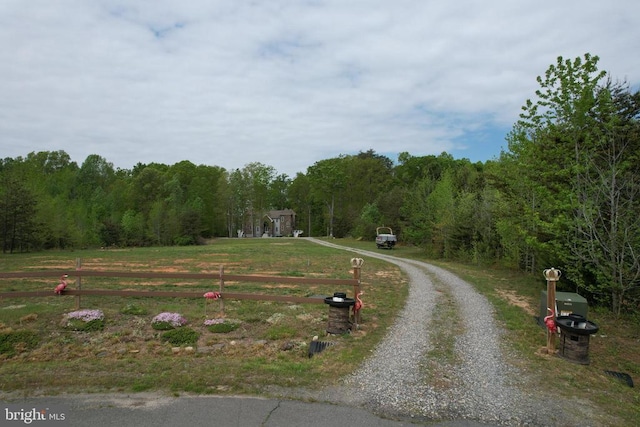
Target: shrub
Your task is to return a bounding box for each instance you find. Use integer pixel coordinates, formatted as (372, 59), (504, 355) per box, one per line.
(64, 309), (105, 331)
(205, 318), (240, 333)
(0, 330), (39, 356)
(161, 327), (199, 346)
(151, 312), (187, 330)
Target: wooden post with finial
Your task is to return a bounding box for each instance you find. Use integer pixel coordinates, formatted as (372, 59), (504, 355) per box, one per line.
(75, 258), (82, 310)
(218, 265), (225, 316)
(543, 267), (561, 354)
(350, 258), (364, 325)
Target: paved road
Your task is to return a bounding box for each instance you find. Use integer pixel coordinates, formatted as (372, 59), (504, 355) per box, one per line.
(1, 394), (493, 427)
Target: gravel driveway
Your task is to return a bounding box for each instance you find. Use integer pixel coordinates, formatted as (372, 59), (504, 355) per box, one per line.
(306, 238), (592, 426)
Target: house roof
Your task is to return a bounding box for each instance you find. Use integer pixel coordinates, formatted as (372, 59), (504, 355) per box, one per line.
(267, 209), (295, 217)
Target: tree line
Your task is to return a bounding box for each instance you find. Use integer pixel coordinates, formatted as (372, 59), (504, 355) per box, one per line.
(1, 54), (638, 315)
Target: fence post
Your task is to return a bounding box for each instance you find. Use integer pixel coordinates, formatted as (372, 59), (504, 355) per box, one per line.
(75, 258), (82, 310)
(219, 265), (225, 316)
(351, 258), (364, 324)
(543, 267), (561, 354)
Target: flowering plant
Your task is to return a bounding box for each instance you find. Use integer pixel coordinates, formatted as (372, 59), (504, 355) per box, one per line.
(203, 318), (225, 326)
(204, 318), (239, 333)
(152, 312), (187, 330)
(64, 309), (105, 331)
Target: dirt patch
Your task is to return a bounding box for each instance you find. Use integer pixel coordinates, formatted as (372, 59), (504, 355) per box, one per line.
(373, 270), (402, 279)
(495, 289), (536, 316)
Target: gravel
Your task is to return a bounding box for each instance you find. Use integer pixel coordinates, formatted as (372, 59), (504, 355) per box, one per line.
(307, 239), (590, 426)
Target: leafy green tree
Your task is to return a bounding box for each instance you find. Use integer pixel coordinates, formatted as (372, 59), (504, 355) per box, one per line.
(470, 185), (502, 264)
(288, 172), (313, 236)
(268, 173), (291, 210)
(307, 157), (348, 237)
(245, 162), (275, 214)
(401, 175), (435, 248)
(0, 175), (39, 253)
(425, 171), (456, 258)
(352, 203), (382, 239)
(347, 150), (394, 208)
(75, 155), (116, 199)
(396, 152), (455, 188)
(500, 53), (640, 314)
(228, 168), (251, 236)
(497, 54), (608, 272)
(121, 209), (145, 246)
(375, 188), (406, 239)
(187, 165), (226, 238)
(566, 80), (640, 314)
(132, 165), (168, 216)
(148, 200), (168, 245)
(225, 163), (275, 237)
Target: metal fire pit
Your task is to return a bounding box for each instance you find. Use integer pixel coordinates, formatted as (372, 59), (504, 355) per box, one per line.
(556, 314), (599, 365)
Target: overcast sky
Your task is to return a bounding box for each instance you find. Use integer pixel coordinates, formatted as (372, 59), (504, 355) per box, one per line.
(1, 1), (639, 177)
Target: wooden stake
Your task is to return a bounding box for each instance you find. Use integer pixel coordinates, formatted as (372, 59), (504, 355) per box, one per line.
(75, 258), (82, 310)
(351, 258), (364, 325)
(219, 265), (225, 316)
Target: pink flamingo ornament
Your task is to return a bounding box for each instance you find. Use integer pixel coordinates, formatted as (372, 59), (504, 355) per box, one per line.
(203, 291), (221, 317)
(544, 308), (556, 334)
(353, 291), (364, 322)
(203, 291), (220, 300)
(54, 274), (68, 295)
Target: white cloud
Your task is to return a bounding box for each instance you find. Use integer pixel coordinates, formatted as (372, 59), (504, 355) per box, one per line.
(1, 0), (639, 176)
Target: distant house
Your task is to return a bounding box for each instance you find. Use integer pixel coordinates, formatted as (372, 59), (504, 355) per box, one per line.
(240, 209), (296, 237)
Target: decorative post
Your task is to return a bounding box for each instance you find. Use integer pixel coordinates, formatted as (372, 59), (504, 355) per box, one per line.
(75, 258), (82, 310)
(543, 267), (561, 354)
(350, 258), (364, 325)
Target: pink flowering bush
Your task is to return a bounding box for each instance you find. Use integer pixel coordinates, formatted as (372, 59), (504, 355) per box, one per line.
(151, 312), (187, 330)
(203, 318), (224, 326)
(64, 309), (105, 331)
(205, 318), (239, 333)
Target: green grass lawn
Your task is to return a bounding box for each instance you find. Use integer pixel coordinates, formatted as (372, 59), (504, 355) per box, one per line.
(0, 239), (406, 396)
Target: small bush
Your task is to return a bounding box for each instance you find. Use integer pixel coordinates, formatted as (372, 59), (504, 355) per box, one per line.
(161, 327), (199, 346)
(64, 310), (105, 331)
(151, 312), (187, 330)
(205, 319), (240, 333)
(0, 330), (39, 356)
(174, 235), (195, 246)
(67, 319), (104, 332)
